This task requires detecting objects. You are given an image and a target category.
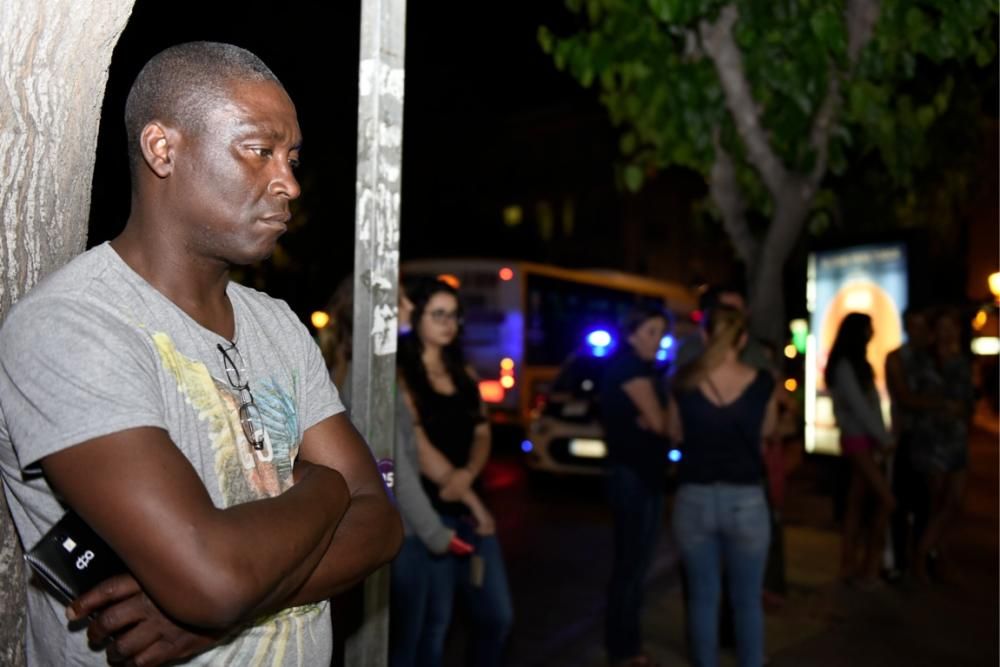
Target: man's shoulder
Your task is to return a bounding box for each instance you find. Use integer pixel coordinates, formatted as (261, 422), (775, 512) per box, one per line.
(673, 333), (704, 368)
(229, 282), (305, 336)
(2, 245), (123, 334)
(229, 283), (317, 357)
(12, 243), (113, 298)
(229, 281), (294, 318)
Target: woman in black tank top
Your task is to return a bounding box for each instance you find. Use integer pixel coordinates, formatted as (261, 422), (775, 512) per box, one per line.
(397, 278), (512, 667)
(668, 306), (777, 667)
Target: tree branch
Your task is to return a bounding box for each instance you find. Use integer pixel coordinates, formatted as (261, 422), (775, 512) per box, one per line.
(847, 0), (880, 65)
(699, 4), (788, 199)
(709, 130), (758, 267)
(807, 74), (840, 186)
(808, 0), (880, 186)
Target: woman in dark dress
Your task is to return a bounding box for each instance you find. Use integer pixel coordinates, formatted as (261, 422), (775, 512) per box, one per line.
(599, 305), (671, 667)
(397, 278), (513, 667)
(669, 305), (777, 667)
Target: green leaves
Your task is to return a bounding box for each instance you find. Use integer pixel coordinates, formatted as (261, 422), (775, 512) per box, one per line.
(809, 6), (846, 58)
(623, 164), (645, 192)
(541, 0), (996, 218)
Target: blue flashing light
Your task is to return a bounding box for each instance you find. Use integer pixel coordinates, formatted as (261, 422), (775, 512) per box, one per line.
(656, 350), (668, 362)
(660, 335), (674, 350)
(668, 448), (682, 463)
(586, 329), (613, 348)
(521, 440), (534, 453)
(585, 328), (616, 358)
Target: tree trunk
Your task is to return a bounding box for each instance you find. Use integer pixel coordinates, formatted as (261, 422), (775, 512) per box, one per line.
(0, 1), (134, 662)
(748, 254), (787, 348)
(747, 187), (812, 347)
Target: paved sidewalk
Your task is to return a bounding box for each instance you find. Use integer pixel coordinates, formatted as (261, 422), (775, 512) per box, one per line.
(533, 417), (998, 667)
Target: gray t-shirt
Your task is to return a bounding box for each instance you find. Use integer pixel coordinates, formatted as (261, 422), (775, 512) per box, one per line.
(0, 243), (344, 666)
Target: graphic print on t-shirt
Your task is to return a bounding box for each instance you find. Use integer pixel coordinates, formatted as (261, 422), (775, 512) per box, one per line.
(151, 332), (326, 665)
(152, 332), (298, 504)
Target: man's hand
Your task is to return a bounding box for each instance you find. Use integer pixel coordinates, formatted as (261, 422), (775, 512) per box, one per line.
(69, 574), (222, 666)
(439, 467), (474, 502)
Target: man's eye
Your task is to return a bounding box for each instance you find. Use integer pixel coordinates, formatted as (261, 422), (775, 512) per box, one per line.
(252, 147), (273, 158)
(289, 157), (301, 169)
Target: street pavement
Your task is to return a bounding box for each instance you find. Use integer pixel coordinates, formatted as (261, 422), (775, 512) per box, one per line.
(494, 405), (998, 667)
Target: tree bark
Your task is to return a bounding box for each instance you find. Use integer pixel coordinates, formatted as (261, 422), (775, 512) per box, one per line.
(708, 130), (758, 268)
(750, 186), (811, 344)
(700, 1), (880, 346)
(0, 1), (134, 663)
(700, 4), (789, 200)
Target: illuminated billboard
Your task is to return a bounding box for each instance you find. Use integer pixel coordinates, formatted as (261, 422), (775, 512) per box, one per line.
(805, 243), (908, 454)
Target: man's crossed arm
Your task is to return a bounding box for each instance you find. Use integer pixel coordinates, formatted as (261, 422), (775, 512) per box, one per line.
(41, 412), (403, 665)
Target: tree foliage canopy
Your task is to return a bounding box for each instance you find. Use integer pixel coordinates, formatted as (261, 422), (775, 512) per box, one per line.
(541, 0), (995, 221)
(541, 0), (995, 342)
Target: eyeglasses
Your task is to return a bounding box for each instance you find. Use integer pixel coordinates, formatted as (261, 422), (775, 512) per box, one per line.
(217, 342), (266, 451)
(426, 309), (462, 325)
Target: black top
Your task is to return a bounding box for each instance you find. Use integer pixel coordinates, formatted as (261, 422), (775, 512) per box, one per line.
(674, 370), (774, 485)
(599, 348), (670, 487)
(413, 383), (484, 516)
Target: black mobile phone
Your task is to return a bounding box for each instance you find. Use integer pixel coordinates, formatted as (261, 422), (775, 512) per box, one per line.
(25, 510), (127, 604)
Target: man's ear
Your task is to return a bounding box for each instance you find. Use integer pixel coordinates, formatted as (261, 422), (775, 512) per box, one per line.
(138, 121), (177, 178)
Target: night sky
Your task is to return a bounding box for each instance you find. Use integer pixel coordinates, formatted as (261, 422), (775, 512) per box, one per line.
(87, 2), (997, 323)
(87, 2), (645, 320)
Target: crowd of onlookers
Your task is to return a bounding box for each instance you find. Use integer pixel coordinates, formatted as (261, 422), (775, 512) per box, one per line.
(325, 275), (979, 667)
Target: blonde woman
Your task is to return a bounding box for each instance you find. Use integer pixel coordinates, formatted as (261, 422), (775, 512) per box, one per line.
(669, 306), (777, 667)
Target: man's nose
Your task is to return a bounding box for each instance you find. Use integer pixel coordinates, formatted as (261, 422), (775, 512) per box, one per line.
(269, 162), (301, 200)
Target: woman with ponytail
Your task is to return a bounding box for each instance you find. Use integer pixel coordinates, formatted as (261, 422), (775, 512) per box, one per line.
(669, 305), (777, 667)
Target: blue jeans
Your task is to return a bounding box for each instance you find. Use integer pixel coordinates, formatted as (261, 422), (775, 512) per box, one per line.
(390, 536), (434, 667)
(606, 465), (665, 661)
(392, 517), (513, 667)
(673, 483), (770, 667)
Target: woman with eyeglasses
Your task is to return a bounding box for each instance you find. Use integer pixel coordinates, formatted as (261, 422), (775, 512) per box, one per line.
(668, 305), (777, 667)
(397, 277), (513, 667)
(321, 277), (481, 667)
(825, 312), (895, 588)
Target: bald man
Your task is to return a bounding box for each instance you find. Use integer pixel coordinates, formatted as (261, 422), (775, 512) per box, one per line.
(0, 42), (401, 666)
